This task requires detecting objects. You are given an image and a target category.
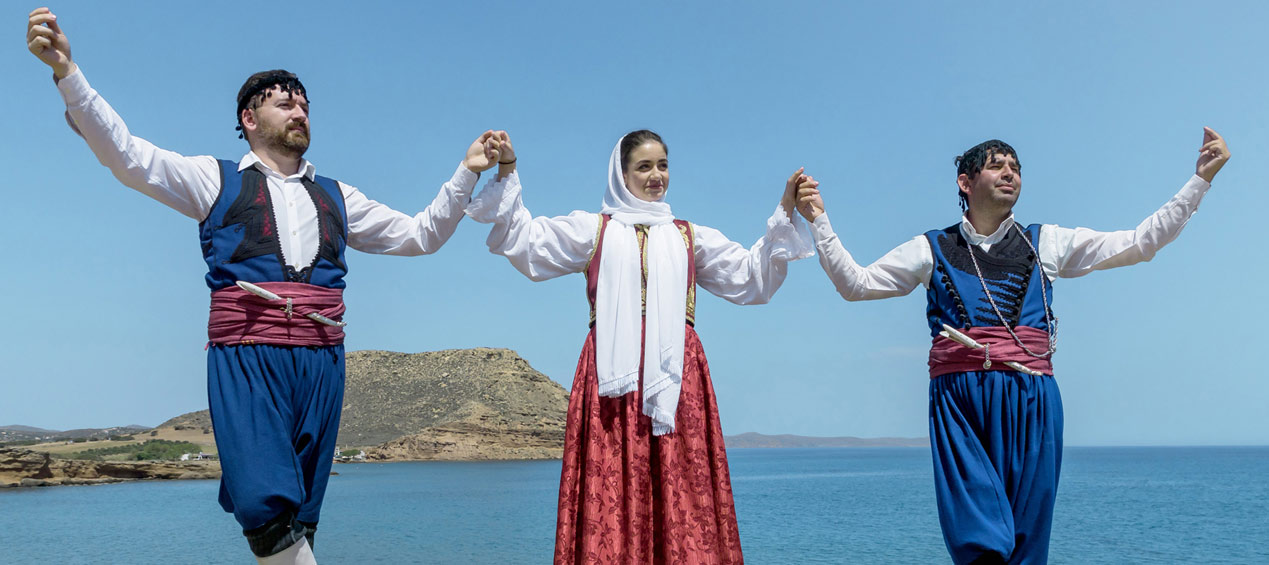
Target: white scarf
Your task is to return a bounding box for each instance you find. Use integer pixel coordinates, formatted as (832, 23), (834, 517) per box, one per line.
(595, 137), (688, 436)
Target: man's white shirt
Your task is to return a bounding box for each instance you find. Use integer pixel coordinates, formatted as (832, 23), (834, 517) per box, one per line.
(809, 175), (1211, 301)
(56, 68), (477, 270)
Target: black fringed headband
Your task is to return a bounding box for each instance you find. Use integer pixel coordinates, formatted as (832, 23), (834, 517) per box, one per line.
(234, 70), (309, 139)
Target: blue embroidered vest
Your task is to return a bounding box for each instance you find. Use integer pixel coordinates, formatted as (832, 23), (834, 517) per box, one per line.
(924, 222), (1053, 338)
(199, 160), (349, 291)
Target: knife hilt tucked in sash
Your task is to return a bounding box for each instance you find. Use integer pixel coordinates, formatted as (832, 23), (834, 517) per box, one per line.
(207, 282), (346, 346)
(928, 324), (1053, 378)
(235, 281), (346, 327)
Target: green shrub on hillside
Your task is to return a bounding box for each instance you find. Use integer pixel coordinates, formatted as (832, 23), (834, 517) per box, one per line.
(65, 439), (205, 461)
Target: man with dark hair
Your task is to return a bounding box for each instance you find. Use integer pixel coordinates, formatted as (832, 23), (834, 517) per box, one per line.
(954, 139), (1019, 212)
(27, 7), (505, 564)
(795, 130), (1228, 564)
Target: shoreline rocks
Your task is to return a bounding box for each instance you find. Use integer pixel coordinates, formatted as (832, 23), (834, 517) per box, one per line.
(365, 422), (564, 462)
(0, 447), (220, 488)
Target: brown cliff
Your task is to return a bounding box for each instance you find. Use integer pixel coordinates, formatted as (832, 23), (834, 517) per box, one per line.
(0, 447), (220, 488)
(344, 348), (567, 461)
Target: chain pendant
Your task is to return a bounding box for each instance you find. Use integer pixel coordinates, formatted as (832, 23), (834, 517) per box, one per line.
(966, 223), (1058, 361)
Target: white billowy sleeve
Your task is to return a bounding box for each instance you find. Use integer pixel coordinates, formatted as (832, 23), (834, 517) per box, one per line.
(692, 205), (814, 305)
(343, 163), (477, 256)
(56, 68), (220, 221)
(811, 213), (933, 301)
(1040, 175), (1212, 279)
(465, 171), (598, 281)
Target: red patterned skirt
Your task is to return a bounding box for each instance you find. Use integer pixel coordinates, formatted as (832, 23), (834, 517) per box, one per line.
(554, 324), (743, 564)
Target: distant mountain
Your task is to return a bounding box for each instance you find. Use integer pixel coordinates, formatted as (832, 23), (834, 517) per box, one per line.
(59, 426), (150, 438)
(0, 425), (57, 433)
(724, 432), (928, 448)
(0, 424), (149, 443)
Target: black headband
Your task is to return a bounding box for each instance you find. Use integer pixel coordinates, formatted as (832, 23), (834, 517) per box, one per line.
(234, 71), (308, 138)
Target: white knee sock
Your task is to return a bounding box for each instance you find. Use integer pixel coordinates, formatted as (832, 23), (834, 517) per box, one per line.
(256, 538), (316, 565)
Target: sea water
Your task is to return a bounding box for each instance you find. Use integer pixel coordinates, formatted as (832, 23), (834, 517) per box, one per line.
(1, 447), (1266, 563)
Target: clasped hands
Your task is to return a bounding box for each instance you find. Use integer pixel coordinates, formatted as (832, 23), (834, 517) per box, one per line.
(463, 131), (516, 178)
(784, 168), (824, 222)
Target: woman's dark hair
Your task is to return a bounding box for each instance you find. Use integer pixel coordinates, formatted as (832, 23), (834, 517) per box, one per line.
(235, 69), (308, 140)
(619, 130), (668, 172)
(953, 139), (1019, 211)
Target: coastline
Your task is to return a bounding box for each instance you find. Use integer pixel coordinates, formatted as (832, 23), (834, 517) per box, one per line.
(0, 447), (220, 488)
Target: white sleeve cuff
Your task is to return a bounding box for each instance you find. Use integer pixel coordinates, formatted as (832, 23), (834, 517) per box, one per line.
(450, 162), (479, 199)
(466, 170), (521, 223)
(766, 204), (815, 261)
(812, 212), (836, 243)
(56, 66), (91, 107)
(1180, 174), (1211, 203)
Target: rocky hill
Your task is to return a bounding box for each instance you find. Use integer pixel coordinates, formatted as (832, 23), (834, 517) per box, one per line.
(1, 424), (149, 443)
(346, 348), (567, 460)
(157, 410), (213, 431)
(0, 425), (58, 443)
(137, 348), (569, 462)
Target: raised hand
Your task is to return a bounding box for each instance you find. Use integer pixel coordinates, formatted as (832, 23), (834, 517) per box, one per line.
(783, 168), (821, 221)
(1195, 127), (1230, 183)
(27, 7), (75, 79)
(464, 130), (500, 173)
(796, 176), (823, 222)
(493, 131), (516, 180)
(781, 168), (805, 218)
(493, 131), (515, 164)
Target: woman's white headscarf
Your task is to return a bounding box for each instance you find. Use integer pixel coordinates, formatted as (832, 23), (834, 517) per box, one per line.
(595, 134), (689, 436)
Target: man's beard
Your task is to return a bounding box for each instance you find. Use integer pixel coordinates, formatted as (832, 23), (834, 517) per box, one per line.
(260, 120), (310, 158)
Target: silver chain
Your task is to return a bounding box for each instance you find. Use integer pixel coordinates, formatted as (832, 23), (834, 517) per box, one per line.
(965, 223), (1058, 359)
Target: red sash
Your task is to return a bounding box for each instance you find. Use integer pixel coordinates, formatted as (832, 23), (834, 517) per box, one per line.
(207, 282), (345, 346)
(928, 326), (1054, 378)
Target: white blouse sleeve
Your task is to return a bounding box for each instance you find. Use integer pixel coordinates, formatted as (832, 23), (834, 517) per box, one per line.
(56, 68), (220, 221)
(692, 205), (815, 305)
(811, 213), (933, 301)
(1040, 175), (1211, 279)
(466, 171), (599, 281)
(343, 163), (477, 256)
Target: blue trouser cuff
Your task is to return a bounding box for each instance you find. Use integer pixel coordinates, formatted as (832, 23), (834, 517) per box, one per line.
(244, 511), (312, 557)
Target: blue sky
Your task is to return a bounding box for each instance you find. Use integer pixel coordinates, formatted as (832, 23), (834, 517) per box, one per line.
(4, 1), (1265, 445)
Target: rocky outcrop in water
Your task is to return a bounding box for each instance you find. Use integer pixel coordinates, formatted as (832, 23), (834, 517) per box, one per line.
(0, 447), (220, 488)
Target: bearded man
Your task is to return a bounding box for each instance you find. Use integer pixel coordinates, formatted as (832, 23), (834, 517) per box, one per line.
(27, 7), (506, 564)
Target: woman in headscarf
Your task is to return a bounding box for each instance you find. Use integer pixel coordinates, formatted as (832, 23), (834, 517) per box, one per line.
(467, 129), (817, 564)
